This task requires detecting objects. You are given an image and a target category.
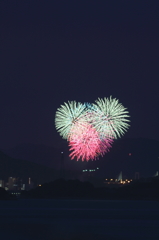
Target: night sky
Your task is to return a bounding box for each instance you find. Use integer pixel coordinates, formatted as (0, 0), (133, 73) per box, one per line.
(1, 1), (159, 150)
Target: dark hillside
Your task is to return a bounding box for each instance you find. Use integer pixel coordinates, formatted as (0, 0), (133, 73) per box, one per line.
(0, 151), (58, 183)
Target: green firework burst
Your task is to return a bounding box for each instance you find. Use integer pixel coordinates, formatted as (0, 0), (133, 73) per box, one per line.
(55, 101), (87, 139)
(92, 96), (130, 139)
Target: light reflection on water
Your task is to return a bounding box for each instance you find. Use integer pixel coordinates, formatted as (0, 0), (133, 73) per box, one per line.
(0, 199), (159, 240)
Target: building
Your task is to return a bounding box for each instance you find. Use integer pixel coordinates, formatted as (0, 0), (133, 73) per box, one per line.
(7, 177), (23, 191)
(0, 180), (5, 188)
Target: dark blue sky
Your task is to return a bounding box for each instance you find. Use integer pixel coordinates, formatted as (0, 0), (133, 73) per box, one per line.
(0, 1), (159, 149)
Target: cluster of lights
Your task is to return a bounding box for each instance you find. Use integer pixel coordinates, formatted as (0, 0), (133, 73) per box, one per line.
(55, 97), (130, 161)
(105, 179), (133, 184)
(11, 192), (21, 195)
(82, 167), (99, 172)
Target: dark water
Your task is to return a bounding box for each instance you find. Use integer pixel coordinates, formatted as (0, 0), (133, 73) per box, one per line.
(0, 199), (159, 240)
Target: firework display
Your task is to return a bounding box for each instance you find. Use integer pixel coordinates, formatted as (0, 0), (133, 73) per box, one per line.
(93, 96), (130, 139)
(55, 101), (87, 139)
(68, 120), (113, 161)
(55, 97), (130, 161)
(69, 121), (101, 161)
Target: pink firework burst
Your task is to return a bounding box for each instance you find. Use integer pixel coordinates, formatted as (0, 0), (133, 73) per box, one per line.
(98, 137), (113, 157)
(68, 121), (113, 161)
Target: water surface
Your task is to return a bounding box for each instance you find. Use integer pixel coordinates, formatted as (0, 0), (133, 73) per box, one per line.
(0, 199), (159, 240)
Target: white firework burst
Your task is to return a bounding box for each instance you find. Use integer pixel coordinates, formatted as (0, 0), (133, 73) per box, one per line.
(55, 101), (87, 139)
(92, 96), (130, 139)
